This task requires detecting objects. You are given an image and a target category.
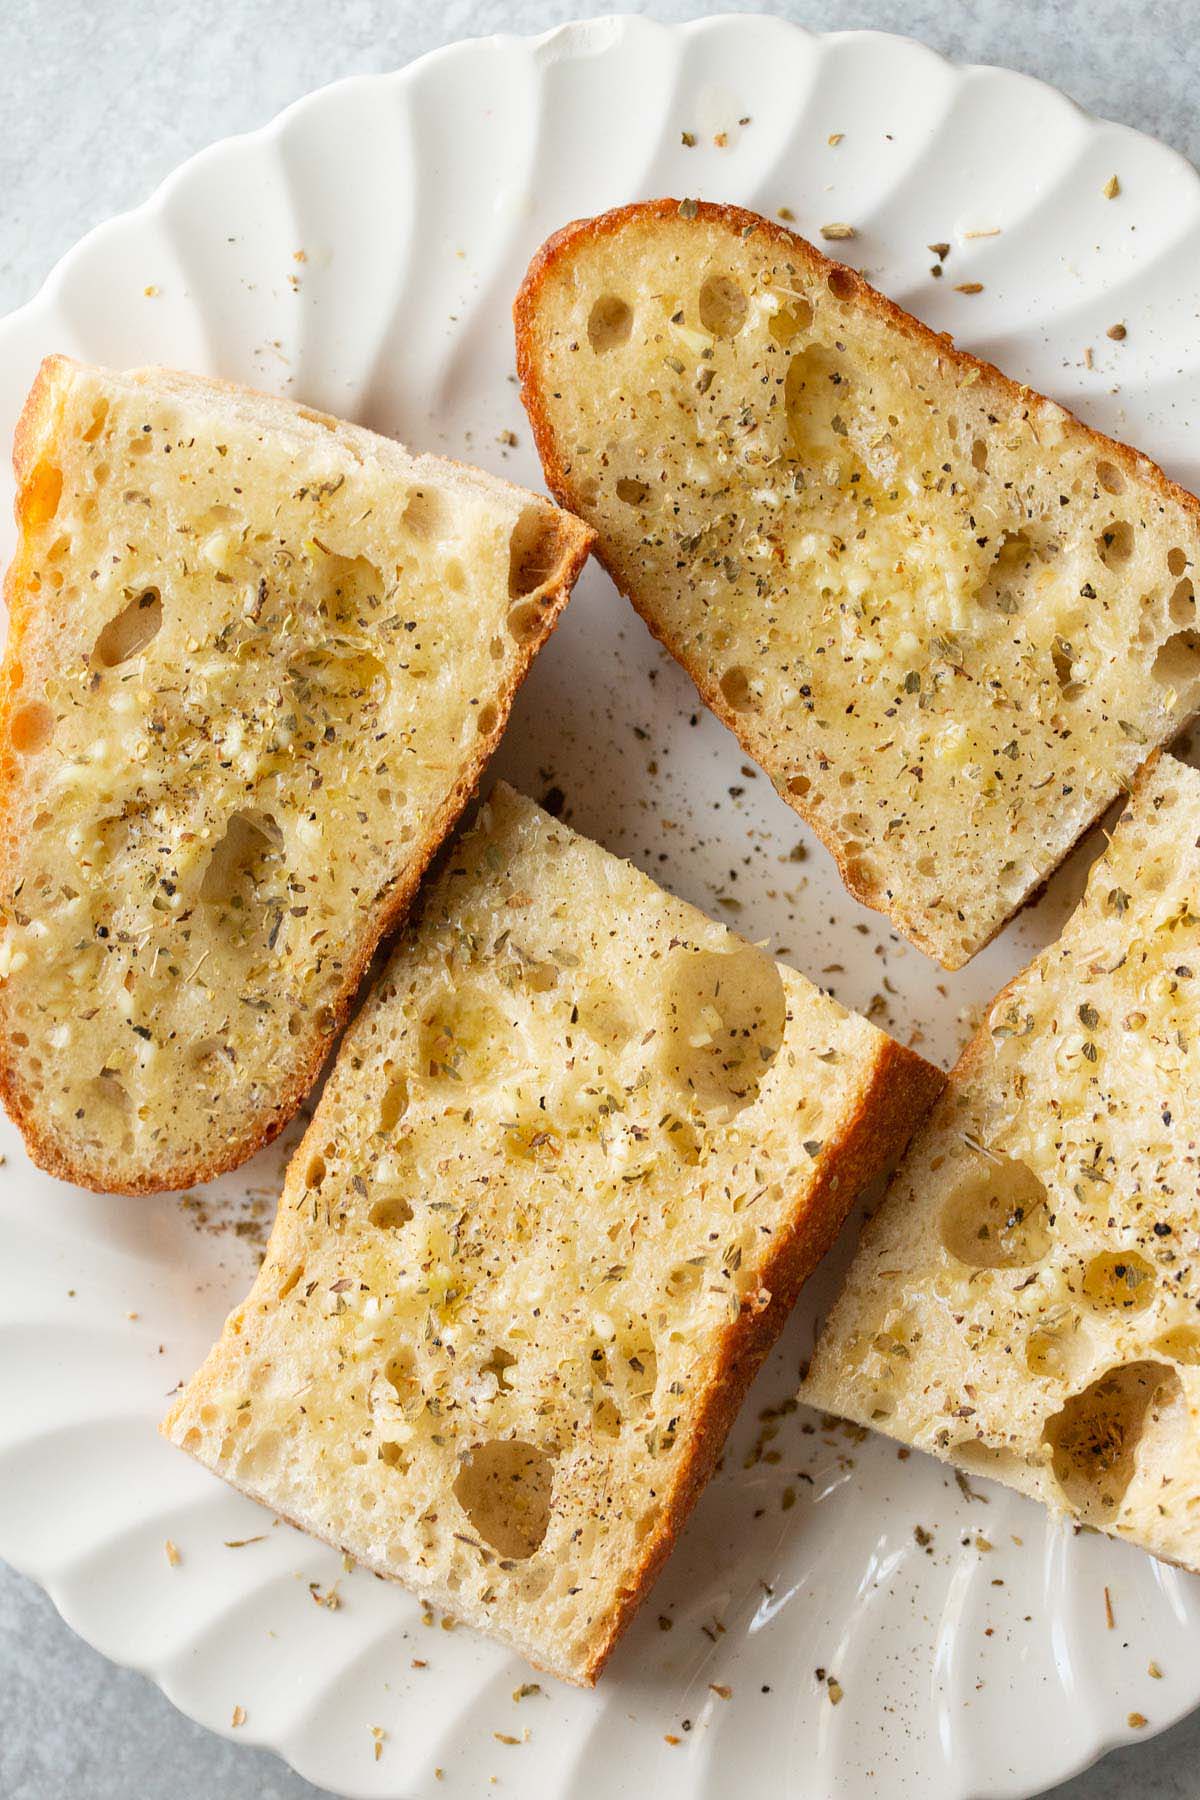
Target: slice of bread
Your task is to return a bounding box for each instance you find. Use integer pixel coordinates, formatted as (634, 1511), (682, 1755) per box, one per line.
(162, 784), (941, 1683)
(0, 358), (591, 1193)
(803, 752), (1200, 1571)
(515, 199), (1200, 968)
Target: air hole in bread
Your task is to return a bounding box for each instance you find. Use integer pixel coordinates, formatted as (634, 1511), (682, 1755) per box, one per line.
(1080, 1250), (1156, 1312)
(1153, 627), (1200, 691)
(575, 977), (636, 1055)
(1051, 634), (1078, 694)
(662, 941), (786, 1118)
(10, 702), (54, 754)
(1096, 459), (1125, 496)
(316, 552), (383, 631)
(977, 529), (1053, 616)
(419, 987), (510, 1086)
(509, 505), (564, 598)
(24, 461), (63, 528)
(826, 267), (856, 302)
(592, 1396), (622, 1438)
(767, 298), (814, 344)
(93, 587), (163, 667)
(443, 556), (466, 592)
(379, 1440), (410, 1472)
(938, 1156), (1051, 1269)
(662, 1112), (702, 1166)
(83, 1070), (131, 1146)
(615, 476), (652, 507)
(199, 810), (285, 939)
(81, 400), (108, 444)
(1167, 546), (1189, 578)
(586, 294), (633, 353)
(785, 342), (858, 465)
(1168, 578), (1195, 625)
(506, 598), (545, 644)
(378, 1073), (409, 1133)
(476, 700), (499, 736)
(948, 1438), (1027, 1481)
(698, 274), (748, 338)
(1026, 1314), (1093, 1382)
(384, 1347), (417, 1401)
(1042, 1359), (1180, 1523)
(278, 1264), (304, 1300)
(1097, 519), (1134, 567)
(451, 1438), (555, 1559)
(719, 665), (757, 713)
(667, 1261), (704, 1299)
(402, 487), (450, 542)
(489, 634), (505, 661)
(1153, 1326), (1200, 1365)
(481, 1346), (517, 1394)
(370, 1194), (414, 1230)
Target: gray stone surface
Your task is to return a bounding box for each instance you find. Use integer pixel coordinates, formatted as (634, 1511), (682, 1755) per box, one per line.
(1, 1), (1198, 1795)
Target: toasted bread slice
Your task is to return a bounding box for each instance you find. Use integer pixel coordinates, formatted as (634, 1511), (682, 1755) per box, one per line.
(803, 753), (1200, 1570)
(515, 199), (1200, 968)
(0, 358), (591, 1193)
(162, 785), (941, 1683)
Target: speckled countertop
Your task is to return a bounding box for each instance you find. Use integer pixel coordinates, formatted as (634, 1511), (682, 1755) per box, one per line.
(1, 2), (1199, 1797)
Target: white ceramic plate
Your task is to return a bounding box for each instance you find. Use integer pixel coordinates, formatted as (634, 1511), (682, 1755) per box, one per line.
(2, 15), (1199, 1799)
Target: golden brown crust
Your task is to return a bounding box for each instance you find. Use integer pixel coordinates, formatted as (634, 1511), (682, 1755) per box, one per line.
(514, 200), (1200, 971)
(0, 357), (594, 1195)
(578, 1032), (944, 1682)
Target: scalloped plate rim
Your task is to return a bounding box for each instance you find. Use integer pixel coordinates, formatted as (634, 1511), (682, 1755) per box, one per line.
(0, 15), (1198, 1800)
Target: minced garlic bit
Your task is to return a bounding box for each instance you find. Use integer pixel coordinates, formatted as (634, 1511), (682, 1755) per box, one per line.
(1149, 1660), (1164, 1679)
(962, 227), (1001, 239)
(371, 1725), (387, 1761)
(955, 281), (984, 295)
(164, 1539), (181, 1567)
(1103, 174), (1121, 199)
(231, 1704), (246, 1729)
(143, 285), (159, 298)
(827, 132), (844, 146)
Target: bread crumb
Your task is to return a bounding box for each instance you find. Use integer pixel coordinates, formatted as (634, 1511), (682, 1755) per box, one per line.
(1149, 1660), (1163, 1679)
(1127, 1712), (1147, 1729)
(1104, 1586), (1115, 1629)
(164, 1539), (181, 1567)
(1103, 174), (1121, 199)
(371, 1726), (386, 1761)
(710, 1683), (732, 1699)
(827, 132), (844, 146)
(681, 131), (696, 148)
(231, 1705), (246, 1729)
(777, 207), (796, 221)
(820, 223), (856, 241)
(1107, 322), (1127, 341)
(955, 282), (984, 295)
(142, 285), (159, 299)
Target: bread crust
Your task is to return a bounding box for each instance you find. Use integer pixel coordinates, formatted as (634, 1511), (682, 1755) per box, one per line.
(0, 356), (593, 1194)
(514, 200), (1200, 970)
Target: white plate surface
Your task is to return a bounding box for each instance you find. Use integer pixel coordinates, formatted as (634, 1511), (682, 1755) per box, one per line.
(1, 15), (1199, 1799)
